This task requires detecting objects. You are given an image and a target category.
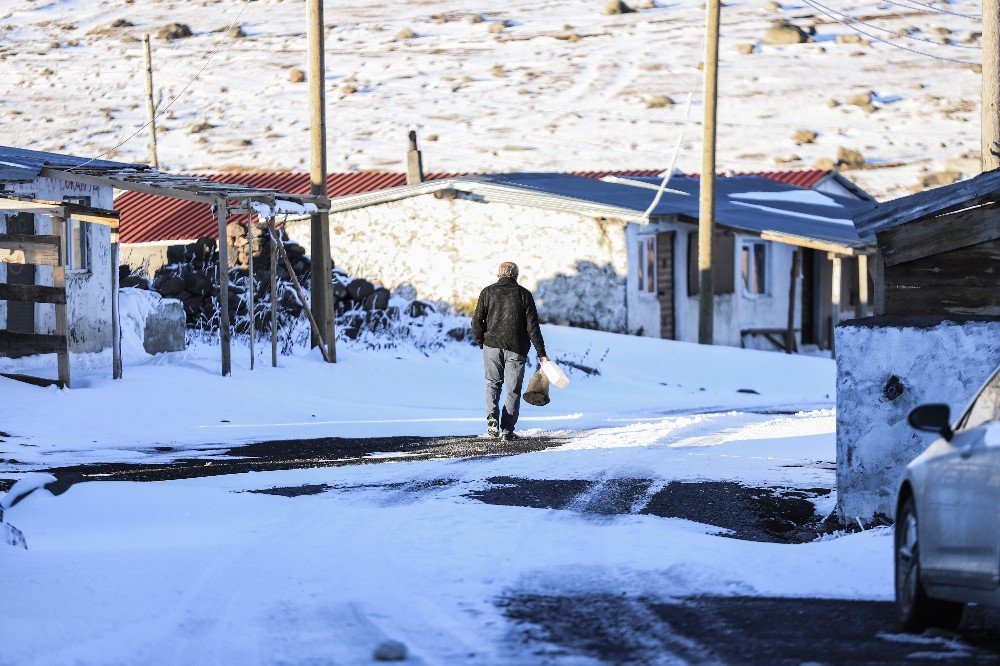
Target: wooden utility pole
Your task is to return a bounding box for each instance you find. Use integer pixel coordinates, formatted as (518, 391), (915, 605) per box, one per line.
(307, 0), (336, 362)
(983, 0), (1000, 171)
(698, 0), (721, 345)
(217, 201), (232, 376)
(142, 34), (159, 170)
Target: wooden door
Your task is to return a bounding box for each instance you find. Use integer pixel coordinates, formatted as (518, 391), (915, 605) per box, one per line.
(656, 231), (675, 339)
(5, 212), (35, 335)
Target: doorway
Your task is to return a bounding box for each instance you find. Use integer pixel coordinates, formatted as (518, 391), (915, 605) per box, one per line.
(656, 231), (675, 339)
(5, 212), (35, 335)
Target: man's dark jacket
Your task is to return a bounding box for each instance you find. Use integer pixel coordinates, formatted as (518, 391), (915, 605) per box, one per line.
(472, 278), (547, 358)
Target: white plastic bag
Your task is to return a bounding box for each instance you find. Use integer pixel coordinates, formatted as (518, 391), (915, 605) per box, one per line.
(541, 360), (570, 388)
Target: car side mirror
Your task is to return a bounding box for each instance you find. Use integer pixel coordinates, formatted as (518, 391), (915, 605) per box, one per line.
(908, 404), (953, 441)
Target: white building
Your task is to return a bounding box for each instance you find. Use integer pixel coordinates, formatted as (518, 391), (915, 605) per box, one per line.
(284, 172), (873, 350)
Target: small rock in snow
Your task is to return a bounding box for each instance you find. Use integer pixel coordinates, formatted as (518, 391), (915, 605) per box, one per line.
(792, 129), (817, 144)
(394, 27), (417, 40)
(762, 22), (809, 45)
(604, 0), (636, 13)
(373, 639), (408, 661)
(289, 68), (306, 83)
(735, 42), (755, 54)
(836, 146), (865, 168)
(645, 95), (674, 108)
(157, 23), (192, 41)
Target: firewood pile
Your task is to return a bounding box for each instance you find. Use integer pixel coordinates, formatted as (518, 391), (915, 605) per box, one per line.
(121, 221), (470, 347)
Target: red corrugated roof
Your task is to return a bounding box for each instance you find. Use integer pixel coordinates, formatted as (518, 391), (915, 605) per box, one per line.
(117, 169), (830, 244)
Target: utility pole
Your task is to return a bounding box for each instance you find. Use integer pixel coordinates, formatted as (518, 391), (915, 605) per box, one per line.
(698, 0), (721, 345)
(983, 0), (1000, 171)
(307, 0), (336, 362)
(142, 34), (159, 170)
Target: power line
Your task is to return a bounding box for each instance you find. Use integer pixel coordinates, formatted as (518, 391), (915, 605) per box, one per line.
(817, 0), (981, 48)
(874, 0), (982, 18)
(68, 0), (255, 171)
(802, 0), (981, 64)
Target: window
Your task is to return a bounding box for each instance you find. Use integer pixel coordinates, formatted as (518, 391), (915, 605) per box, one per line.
(960, 370), (1000, 431)
(636, 237), (655, 294)
(63, 196), (91, 272)
(636, 241), (644, 291)
(741, 240), (768, 295)
(645, 237), (655, 293)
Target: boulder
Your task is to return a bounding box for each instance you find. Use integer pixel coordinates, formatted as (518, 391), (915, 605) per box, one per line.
(836, 146), (865, 168)
(143, 299), (186, 354)
(373, 640), (408, 662)
(919, 171), (961, 188)
(792, 128), (817, 143)
(157, 23), (192, 40)
(289, 68), (306, 83)
(763, 22), (808, 45)
(645, 95), (674, 108)
(347, 278), (375, 302)
(604, 0), (636, 14)
(362, 288), (391, 311)
(735, 42), (755, 54)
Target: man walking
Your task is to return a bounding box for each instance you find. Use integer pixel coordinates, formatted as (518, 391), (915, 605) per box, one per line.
(472, 262), (548, 441)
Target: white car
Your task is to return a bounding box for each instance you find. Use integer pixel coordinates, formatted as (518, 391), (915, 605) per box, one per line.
(895, 365), (1000, 631)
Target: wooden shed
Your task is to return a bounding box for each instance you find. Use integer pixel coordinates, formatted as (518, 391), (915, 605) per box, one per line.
(853, 169), (1000, 317)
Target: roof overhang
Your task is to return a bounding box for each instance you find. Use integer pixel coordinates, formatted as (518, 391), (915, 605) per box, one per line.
(40, 167), (330, 212)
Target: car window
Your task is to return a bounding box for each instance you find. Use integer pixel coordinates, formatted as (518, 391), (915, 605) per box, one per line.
(961, 368), (1000, 431)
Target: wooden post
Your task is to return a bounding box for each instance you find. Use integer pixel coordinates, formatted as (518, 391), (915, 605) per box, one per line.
(216, 201), (232, 376)
(855, 254), (869, 319)
(269, 221), (278, 368)
(266, 217), (330, 362)
(872, 252), (886, 315)
(697, 0), (721, 346)
(829, 253), (842, 357)
(247, 219), (255, 370)
(51, 217), (71, 388)
(143, 34), (159, 170)
(785, 250), (800, 354)
(983, 0), (1000, 171)
(308, 0), (337, 363)
(111, 235), (122, 379)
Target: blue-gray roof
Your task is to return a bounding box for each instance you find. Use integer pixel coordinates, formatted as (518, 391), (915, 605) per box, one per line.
(463, 172), (869, 248)
(0, 146), (147, 183)
(852, 168), (1000, 237)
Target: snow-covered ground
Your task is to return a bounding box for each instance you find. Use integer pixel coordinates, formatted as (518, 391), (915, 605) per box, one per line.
(0, 0), (984, 199)
(0, 323), (833, 468)
(0, 325), (902, 664)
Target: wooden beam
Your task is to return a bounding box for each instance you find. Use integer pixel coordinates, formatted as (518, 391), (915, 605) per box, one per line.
(829, 253), (842, 358)
(759, 230), (861, 257)
(217, 201), (232, 376)
(0, 331), (68, 356)
(0, 234), (61, 266)
(41, 168), (218, 205)
(856, 254), (870, 318)
(247, 221), (255, 371)
(111, 241), (122, 380)
(0, 198), (119, 228)
(0, 372), (64, 389)
(51, 217), (71, 388)
(878, 203), (1000, 266)
(0, 283), (66, 304)
(785, 250), (800, 355)
(0, 198), (63, 215)
(269, 223), (279, 368)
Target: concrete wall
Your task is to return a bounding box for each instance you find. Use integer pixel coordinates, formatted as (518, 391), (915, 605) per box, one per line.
(1, 177), (114, 353)
(835, 318), (1000, 522)
(286, 195), (631, 332)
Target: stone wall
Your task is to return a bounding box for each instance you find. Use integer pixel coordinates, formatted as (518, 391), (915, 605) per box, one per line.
(835, 317), (1000, 522)
(285, 195), (630, 332)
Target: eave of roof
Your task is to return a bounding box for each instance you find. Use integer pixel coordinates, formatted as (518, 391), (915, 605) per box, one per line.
(853, 169), (1000, 237)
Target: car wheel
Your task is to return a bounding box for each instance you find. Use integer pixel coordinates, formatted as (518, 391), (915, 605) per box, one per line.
(895, 495), (965, 631)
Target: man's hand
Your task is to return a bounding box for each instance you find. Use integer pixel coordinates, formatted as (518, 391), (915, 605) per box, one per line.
(540, 356), (549, 364)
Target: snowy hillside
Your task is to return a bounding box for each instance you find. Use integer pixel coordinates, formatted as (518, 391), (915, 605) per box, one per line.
(0, 0), (985, 199)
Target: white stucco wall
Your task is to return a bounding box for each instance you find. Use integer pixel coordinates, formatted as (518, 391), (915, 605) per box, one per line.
(2, 177), (114, 353)
(285, 195), (631, 332)
(625, 221), (800, 347)
(835, 319), (1000, 521)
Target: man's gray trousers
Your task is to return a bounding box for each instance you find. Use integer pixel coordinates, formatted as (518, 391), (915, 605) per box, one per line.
(483, 345), (527, 433)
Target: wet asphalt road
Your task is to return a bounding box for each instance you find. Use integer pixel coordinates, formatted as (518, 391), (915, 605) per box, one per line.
(5, 433), (1000, 664)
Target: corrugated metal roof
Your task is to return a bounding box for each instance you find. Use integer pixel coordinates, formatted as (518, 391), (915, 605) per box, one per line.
(0, 145), (146, 183)
(118, 169), (836, 244)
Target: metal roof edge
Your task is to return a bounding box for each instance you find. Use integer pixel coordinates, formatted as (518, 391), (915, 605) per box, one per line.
(327, 179), (456, 213)
(456, 180), (646, 221)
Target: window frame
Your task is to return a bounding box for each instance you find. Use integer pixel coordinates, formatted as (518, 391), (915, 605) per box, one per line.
(62, 196), (92, 274)
(636, 235), (656, 295)
(740, 239), (770, 297)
